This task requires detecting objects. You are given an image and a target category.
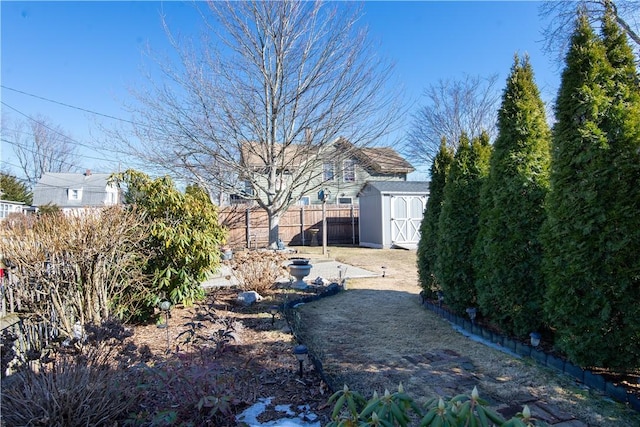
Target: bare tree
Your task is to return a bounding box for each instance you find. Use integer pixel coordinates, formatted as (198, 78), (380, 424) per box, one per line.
(405, 74), (500, 168)
(3, 114), (78, 188)
(121, 0), (403, 246)
(540, 0), (640, 65)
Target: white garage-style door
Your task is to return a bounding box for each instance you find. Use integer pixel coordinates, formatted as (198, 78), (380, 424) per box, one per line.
(390, 195), (426, 245)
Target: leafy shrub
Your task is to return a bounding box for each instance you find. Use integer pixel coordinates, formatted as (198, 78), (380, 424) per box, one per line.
(327, 384), (547, 427)
(113, 170), (227, 318)
(228, 250), (288, 294)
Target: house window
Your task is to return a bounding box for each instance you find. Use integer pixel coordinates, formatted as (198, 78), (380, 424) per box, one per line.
(323, 162), (335, 181)
(68, 188), (82, 201)
(337, 197), (353, 205)
(298, 196), (310, 206)
(343, 159), (355, 182)
(244, 180), (254, 197)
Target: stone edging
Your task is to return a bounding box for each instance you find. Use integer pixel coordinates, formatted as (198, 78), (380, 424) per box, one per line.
(422, 300), (640, 412)
(282, 283), (343, 393)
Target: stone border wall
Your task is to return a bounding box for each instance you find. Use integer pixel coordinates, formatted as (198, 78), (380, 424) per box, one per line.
(422, 300), (640, 412)
(282, 283), (342, 392)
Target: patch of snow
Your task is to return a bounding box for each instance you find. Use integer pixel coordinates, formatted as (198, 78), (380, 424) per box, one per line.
(236, 397), (321, 427)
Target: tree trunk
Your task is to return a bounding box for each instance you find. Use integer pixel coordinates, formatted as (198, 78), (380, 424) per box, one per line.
(267, 211), (280, 248)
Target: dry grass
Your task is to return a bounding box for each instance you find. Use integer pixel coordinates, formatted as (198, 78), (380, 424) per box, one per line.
(294, 246), (640, 427)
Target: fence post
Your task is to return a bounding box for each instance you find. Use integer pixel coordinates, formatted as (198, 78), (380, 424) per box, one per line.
(351, 204), (355, 245)
(300, 205), (305, 246)
(245, 208), (251, 249)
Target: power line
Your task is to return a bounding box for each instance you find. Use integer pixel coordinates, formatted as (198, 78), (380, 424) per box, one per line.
(1, 101), (132, 158)
(1, 85), (137, 126)
(1, 137), (114, 165)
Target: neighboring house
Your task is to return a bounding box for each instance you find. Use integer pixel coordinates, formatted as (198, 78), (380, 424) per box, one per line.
(238, 137), (414, 206)
(32, 170), (120, 213)
(0, 200), (27, 221)
(358, 181), (430, 249)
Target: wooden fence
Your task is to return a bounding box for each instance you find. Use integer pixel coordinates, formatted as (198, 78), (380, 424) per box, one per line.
(219, 204), (359, 248)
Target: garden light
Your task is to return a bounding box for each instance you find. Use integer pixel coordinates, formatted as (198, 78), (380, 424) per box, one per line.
(293, 344), (309, 377)
(437, 291), (444, 307)
(269, 305), (278, 325)
(530, 332), (541, 347)
(466, 307), (477, 324)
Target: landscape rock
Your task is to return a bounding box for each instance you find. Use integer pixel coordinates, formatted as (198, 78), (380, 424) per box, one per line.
(238, 291), (264, 305)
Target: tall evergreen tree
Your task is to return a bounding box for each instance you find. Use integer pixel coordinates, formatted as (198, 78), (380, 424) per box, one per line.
(436, 132), (491, 313)
(417, 139), (453, 294)
(0, 173), (32, 205)
(543, 12), (640, 369)
(473, 56), (551, 337)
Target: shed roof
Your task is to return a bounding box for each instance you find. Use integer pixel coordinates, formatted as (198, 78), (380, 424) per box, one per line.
(359, 181), (430, 196)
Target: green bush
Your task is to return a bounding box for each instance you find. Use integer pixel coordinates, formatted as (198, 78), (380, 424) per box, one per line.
(114, 170), (227, 319)
(326, 384), (547, 427)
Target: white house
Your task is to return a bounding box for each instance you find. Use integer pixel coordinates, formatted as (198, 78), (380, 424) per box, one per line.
(32, 170), (120, 213)
(0, 200), (27, 220)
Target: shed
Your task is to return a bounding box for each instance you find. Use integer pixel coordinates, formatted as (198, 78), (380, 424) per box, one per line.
(357, 181), (429, 249)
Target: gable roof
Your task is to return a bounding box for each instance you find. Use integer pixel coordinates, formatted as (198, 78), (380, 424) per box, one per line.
(240, 142), (319, 171)
(240, 138), (414, 175)
(356, 147), (414, 174)
(32, 172), (114, 208)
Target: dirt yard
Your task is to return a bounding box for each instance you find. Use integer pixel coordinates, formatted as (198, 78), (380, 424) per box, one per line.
(127, 246), (640, 426)
(294, 246), (640, 427)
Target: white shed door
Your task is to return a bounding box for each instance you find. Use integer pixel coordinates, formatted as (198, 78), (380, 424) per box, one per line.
(390, 195), (426, 244)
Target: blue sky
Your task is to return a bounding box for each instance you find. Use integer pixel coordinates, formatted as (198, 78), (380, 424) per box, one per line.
(1, 1), (559, 179)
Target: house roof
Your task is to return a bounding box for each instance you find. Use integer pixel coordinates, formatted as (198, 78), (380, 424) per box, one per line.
(32, 172), (114, 207)
(240, 142), (319, 170)
(359, 181), (430, 196)
(240, 138), (414, 175)
(356, 147), (414, 174)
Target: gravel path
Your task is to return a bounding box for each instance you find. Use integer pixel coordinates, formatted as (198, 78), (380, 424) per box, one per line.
(294, 247), (639, 427)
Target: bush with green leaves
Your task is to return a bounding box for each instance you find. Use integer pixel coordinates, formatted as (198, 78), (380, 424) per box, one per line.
(113, 170), (227, 318)
(326, 384), (546, 427)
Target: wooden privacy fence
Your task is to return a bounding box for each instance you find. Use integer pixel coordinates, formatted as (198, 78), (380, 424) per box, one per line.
(219, 204), (359, 248)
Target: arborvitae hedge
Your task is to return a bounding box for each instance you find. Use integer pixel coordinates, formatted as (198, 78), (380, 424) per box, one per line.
(417, 139), (453, 294)
(436, 133), (491, 313)
(542, 12), (640, 369)
(473, 56), (551, 338)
